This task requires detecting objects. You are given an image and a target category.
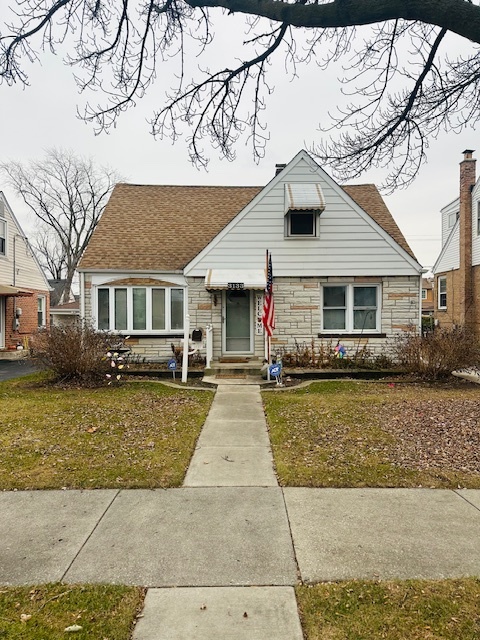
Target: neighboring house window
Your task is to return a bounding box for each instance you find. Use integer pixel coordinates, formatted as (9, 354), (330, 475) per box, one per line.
(37, 296), (46, 326)
(286, 210), (317, 237)
(438, 276), (447, 309)
(448, 212), (457, 228)
(97, 286), (185, 332)
(0, 218), (6, 256)
(421, 289), (427, 300)
(322, 285), (380, 332)
(477, 202), (480, 235)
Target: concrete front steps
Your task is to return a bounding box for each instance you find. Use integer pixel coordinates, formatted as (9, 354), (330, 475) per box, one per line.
(204, 359), (264, 382)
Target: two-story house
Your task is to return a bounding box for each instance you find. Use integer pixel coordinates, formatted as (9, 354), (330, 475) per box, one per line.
(0, 192), (50, 352)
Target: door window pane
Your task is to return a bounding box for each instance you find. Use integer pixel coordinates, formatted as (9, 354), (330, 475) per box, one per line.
(152, 289), (166, 330)
(226, 290), (251, 351)
(114, 289), (127, 330)
(98, 289), (110, 330)
(170, 289), (184, 330)
(133, 288), (147, 330)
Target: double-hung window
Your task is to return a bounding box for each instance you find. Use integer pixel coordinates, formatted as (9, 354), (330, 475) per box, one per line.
(37, 296), (46, 327)
(0, 218), (6, 256)
(437, 276), (447, 309)
(322, 284), (380, 332)
(97, 286), (184, 332)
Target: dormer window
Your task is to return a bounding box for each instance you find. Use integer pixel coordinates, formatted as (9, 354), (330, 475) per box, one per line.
(284, 183), (325, 238)
(448, 212), (458, 228)
(288, 210), (316, 236)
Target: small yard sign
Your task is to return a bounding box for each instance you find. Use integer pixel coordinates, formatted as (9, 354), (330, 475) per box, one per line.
(167, 358), (177, 380)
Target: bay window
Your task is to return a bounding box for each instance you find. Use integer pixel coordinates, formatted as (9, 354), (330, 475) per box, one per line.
(97, 286), (184, 332)
(322, 284), (380, 332)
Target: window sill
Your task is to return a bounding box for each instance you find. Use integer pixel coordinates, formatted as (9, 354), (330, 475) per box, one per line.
(318, 333), (386, 339)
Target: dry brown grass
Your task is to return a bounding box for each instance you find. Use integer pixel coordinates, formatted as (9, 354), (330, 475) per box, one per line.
(264, 380), (480, 488)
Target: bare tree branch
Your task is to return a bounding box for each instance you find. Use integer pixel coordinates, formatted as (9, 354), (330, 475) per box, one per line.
(0, 149), (121, 303)
(1, 0), (480, 187)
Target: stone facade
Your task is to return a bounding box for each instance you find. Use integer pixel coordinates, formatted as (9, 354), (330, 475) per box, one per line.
(82, 273), (419, 362)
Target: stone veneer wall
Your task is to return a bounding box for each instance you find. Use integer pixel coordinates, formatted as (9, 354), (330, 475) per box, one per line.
(270, 275), (420, 358)
(82, 274), (420, 361)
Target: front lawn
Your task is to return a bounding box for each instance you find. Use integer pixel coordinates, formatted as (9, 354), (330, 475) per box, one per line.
(0, 377), (213, 490)
(296, 578), (480, 640)
(0, 583), (144, 640)
(263, 380), (480, 488)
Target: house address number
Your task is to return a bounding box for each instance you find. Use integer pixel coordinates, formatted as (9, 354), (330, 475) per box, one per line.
(227, 282), (245, 290)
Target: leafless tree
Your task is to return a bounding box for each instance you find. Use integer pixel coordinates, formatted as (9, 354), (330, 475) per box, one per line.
(1, 149), (120, 303)
(31, 224), (67, 282)
(1, 1), (479, 190)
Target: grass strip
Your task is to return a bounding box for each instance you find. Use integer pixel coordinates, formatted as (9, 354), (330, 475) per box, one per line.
(296, 578), (480, 640)
(0, 583), (145, 640)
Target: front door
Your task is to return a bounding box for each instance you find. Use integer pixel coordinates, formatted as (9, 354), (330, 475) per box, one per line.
(223, 289), (253, 354)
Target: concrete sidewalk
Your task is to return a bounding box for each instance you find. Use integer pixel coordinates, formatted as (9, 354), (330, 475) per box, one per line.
(2, 381), (480, 639)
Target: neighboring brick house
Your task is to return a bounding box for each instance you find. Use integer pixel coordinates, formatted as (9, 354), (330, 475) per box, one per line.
(0, 192), (51, 352)
(433, 150), (480, 335)
(78, 150), (423, 362)
(421, 278), (434, 316)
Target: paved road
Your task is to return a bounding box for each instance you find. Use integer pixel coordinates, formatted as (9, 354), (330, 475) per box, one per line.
(0, 358), (38, 381)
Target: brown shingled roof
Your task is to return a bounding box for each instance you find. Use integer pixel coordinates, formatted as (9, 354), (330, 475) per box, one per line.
(79, 184), (262, 271)
(79, 181), (416, 271)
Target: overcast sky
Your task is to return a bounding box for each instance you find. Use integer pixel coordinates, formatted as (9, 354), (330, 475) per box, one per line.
(1, 10), (478, 270)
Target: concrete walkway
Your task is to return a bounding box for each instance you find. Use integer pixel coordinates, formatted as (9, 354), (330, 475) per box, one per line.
(2, 381), (480, 639)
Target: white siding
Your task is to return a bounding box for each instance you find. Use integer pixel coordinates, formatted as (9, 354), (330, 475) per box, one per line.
(185, 154), (420, 278)
(440, 198), (459, 247)
(0, 193), (49, 291)
(434, 222), (459, 273)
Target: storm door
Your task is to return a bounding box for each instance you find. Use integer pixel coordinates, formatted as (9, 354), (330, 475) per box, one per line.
(223, 289), (253, 353)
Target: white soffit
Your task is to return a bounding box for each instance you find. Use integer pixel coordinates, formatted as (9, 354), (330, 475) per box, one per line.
(285, 183), (326, 214)
(205, 269), (266, 290)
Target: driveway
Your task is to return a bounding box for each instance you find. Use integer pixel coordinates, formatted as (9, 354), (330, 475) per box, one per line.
(0, 358), (38, 381)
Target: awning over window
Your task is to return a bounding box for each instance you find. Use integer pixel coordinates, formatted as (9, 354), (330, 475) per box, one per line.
(0, 285), (33, 296)
(205, 269), (266, 290)
(285, 183), (325, 214)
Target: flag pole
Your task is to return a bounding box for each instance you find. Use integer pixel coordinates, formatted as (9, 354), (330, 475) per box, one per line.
(264, 249), (270, 363)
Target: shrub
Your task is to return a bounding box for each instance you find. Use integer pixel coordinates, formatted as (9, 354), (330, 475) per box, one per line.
(32, 323), (114, 385)
(391, 326), (480, 379)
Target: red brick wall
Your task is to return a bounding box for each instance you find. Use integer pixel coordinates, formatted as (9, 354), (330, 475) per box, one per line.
(3, 289), (50, 349)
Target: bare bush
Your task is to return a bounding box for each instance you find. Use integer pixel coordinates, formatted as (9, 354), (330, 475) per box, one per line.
(33, 324), (113, 385)
(391, 326), (480, 380)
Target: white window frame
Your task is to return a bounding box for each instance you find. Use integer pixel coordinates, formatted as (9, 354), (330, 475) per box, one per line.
(321, 284), (381, 333)
(477, 201), (480, 236)
(448, 212), (457, 229)
(37, 295), (46, 327)
(285, 210), (318, 238)
(96, 286), (185, 333)
(421, 289), (427, 300)
(437, 276), (447, 309)
(0, 218), (6, 256)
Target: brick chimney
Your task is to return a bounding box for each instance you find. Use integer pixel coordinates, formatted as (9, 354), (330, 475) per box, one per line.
(459, 149), (476, 327)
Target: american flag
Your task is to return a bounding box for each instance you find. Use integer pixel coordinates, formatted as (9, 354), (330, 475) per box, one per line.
(262, 252), (275, 337)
